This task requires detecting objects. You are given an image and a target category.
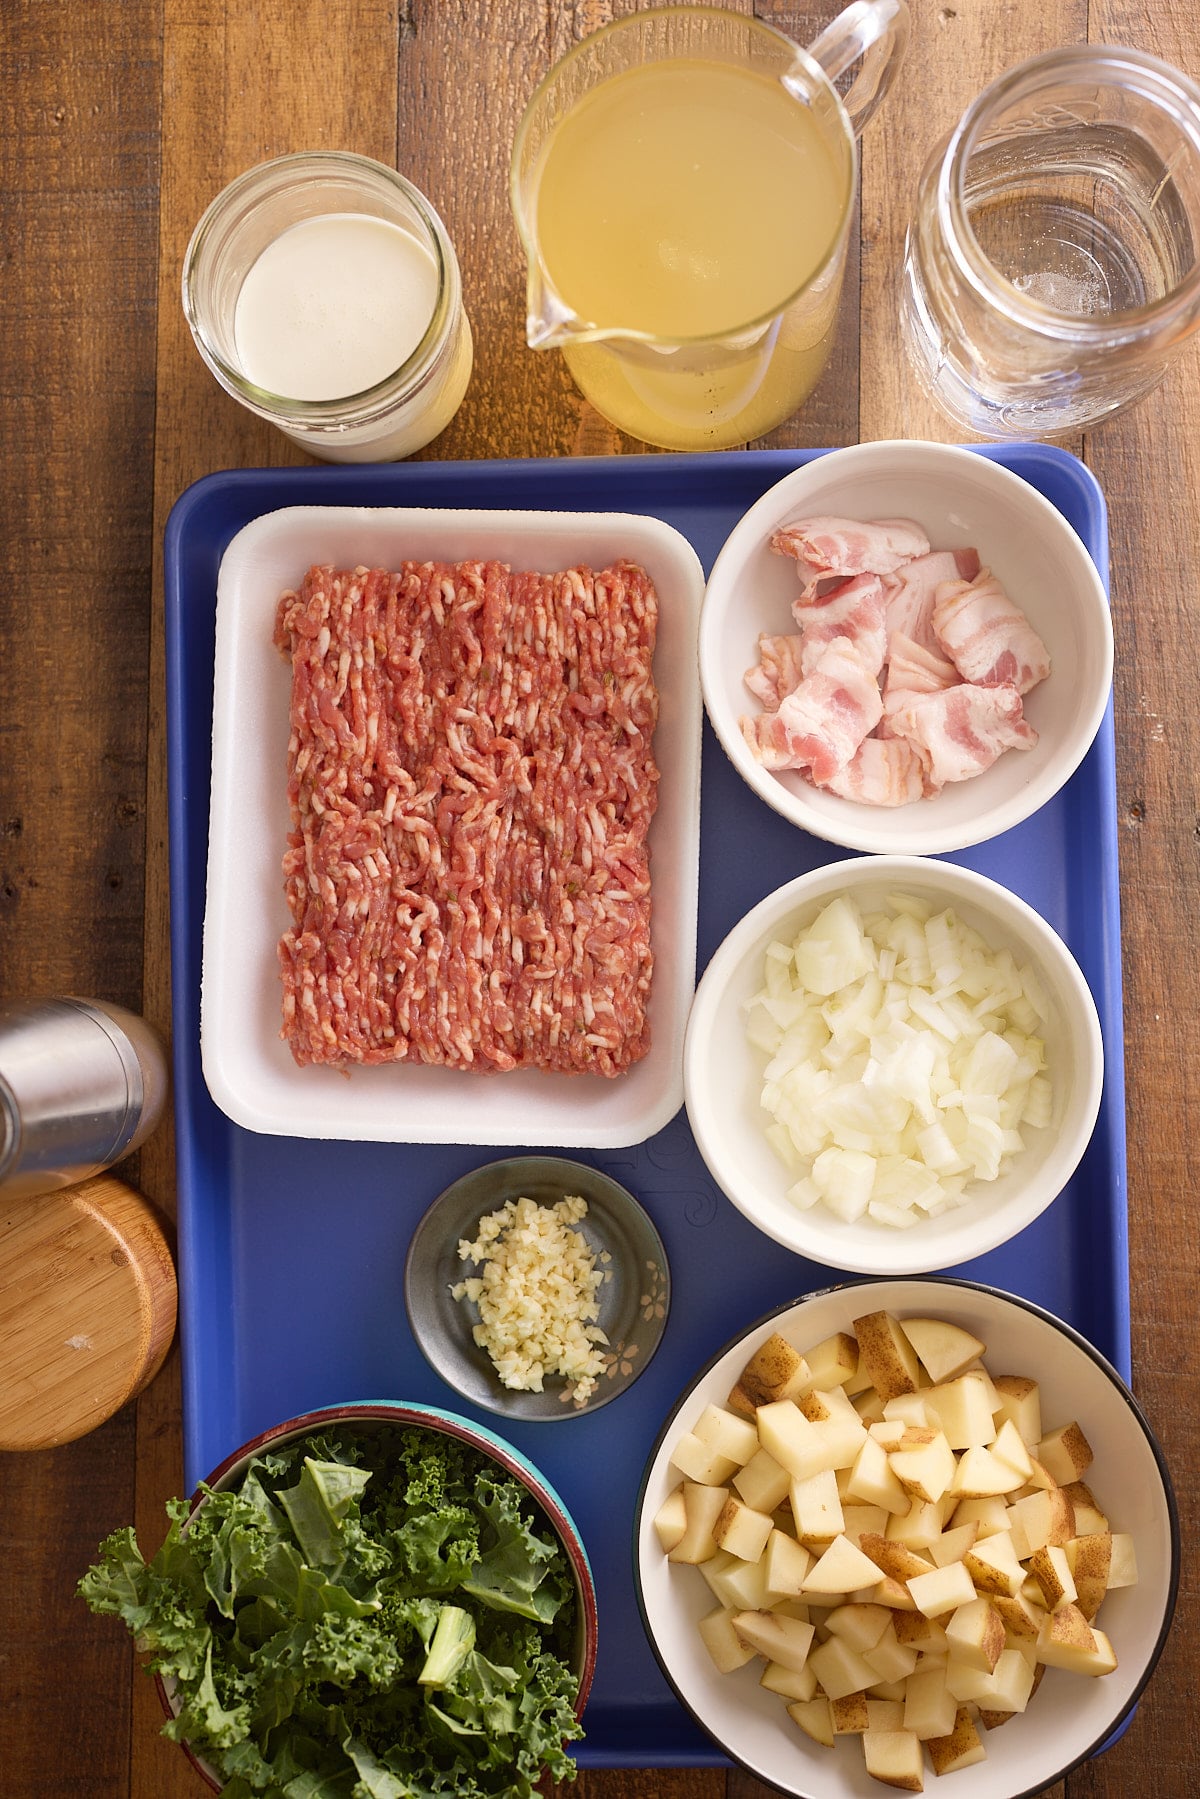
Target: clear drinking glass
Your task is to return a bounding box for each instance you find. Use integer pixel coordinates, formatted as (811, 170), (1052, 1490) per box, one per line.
(901, 45), (1200, 438)
(183, 151), (473, 462)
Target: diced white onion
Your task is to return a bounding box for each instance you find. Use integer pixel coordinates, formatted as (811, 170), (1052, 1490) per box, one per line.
(744, 892), (1051, 1229)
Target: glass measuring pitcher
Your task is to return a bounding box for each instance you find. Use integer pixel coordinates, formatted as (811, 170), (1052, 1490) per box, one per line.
(900, 45), (1200, 438)
(511, 2), (909, 451)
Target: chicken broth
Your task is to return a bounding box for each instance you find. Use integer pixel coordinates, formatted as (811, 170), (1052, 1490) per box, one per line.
(531, 59), (852, 447)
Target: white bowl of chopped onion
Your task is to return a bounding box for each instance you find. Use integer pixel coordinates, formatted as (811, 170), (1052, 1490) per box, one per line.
(684, 858), (1103, 1275)
(700, 441), (1113, 854)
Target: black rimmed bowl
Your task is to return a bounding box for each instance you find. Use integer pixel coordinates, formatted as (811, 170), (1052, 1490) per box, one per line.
(405, 1155), (670, 1420)
(159, 1399), (598, 1792)
(634, 1277), (1178, 1799)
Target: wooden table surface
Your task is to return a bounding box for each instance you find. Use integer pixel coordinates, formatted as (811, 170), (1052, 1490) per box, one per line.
(3, 2), (1198, 1794)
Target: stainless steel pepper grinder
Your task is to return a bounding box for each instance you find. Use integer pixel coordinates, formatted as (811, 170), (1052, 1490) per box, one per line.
(0, 997), (169, 1201)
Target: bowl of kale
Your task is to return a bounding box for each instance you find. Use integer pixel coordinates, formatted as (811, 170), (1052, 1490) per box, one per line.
(79, 1402), (597, 1797)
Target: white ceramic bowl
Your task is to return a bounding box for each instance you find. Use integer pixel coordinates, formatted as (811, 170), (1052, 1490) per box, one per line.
(700, 442), (1113, 854)
(635, 1277), (1179, 1799)
(201, 505), (703, 1147)
(684, 857), (1103, 1275)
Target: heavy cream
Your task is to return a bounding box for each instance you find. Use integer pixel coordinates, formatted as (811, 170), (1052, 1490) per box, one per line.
(233, 212), (439, 401)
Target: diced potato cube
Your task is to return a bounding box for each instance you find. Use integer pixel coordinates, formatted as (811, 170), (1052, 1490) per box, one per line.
(1108, 1532), (1138, 1588)
(1036, 1601), (1113, 1673)
(1038, 1419), (1094, 1485)
(859, 1532), (935, 1584)
(861, 1726), (926, 1792)
(944, 1596), (1005, 1672)
(693, 1403), (760, 1465)
(949, 1494), (1012, 1538)
(963, 1530), (1025, 1599)
(929, 1522), (979, 1568)
(922, 1373), (996, 1450)
(989, 1417), (1034, 1482)
(945, 1646), (1036, 1712)
(1066, 1531), (1112, 1621)
(761, 1657), (817, 1702)
(703, 1551), (773, 1612)
(712, 1495), (774, 1563)
(731, 1608), (816, 1673)
(730, 1332), (813, 1413)
(903, 1664), (957, 1741)
(666, 1482), (730, 1563)
(1007, 1485), (1075, 1559)
(867, 1698), (907, 1731)
(991, 1373), (1042, 1447)
(669, 1432), (738, 1486)
(1063, 1479), (1109, 1535)
(925, 1706), (986, 1775)
(889, 1427), (957, 1505)
(991, 1589), (1047, 1640)
(697, 1605), (759, 1673)
(787, 1695), (835, 1747)
(732, 1446), (791, 1513)
(949, 1444), (1024, 1499)
(824, 1601), (892, 1653)
(908, 1560), (977, 1619)
(864, 1621), (919, 1684)
(1026, 1543), (1077, 1611)
(886, 1495), (951, 1553)
(842, 1502), (891, 1545)
(756, 1400), (835, 1482)
(652, 1487), (688, 1553)
(894, 1611), (949, 1651)
(805, 1533), (885, 1594)
(898, 1317), (985, 1385)
(831, 1692), (871, 1734)
(764, 1526), (813, 1600)
(808, 1632), (879, 1701)
(854, 1310), (922, 1404)
(803, 1329), (861, 1392)
(791, 1468), (845, 1541)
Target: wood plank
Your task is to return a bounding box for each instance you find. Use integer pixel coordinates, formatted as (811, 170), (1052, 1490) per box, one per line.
(0, 3), (159, 1796)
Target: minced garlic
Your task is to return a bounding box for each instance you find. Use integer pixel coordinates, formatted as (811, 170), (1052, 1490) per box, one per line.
(450, 1194), (612, 1401)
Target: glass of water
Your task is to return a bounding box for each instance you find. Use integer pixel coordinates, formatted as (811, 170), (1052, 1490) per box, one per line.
(901, 44), (1200, 438)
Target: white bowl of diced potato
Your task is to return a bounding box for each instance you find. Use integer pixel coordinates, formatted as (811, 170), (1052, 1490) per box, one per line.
(684, 856), (1103, 1275)
(634, 1279), (1179, 1799)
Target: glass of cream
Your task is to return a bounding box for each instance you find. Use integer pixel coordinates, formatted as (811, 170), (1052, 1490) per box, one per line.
(183, 152), (473, 461)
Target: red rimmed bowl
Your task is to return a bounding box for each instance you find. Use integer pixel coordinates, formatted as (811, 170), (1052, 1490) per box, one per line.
(156, 1400), (597, 1792)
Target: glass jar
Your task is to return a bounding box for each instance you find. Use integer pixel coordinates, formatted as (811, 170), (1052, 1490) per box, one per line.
(183, 151), (473, 461)
(900, 45), (1200, 438)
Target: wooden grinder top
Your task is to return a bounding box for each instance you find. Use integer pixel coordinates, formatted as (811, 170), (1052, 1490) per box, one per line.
(0, 1172), (177, 1450)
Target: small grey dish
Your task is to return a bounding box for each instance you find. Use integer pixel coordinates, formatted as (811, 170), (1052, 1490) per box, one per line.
(405, 1155), (670, 1421)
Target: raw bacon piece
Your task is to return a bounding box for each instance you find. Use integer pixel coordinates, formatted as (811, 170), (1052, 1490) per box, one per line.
(740, 636), (882, 783)
(886, 683), (1037, 790)
(933, 567), (1052, 695)
(744, 633), (807, 711)
(770, 515), (930, 599)
(882, 548), (981, 653)
(791, 573), (888, 678)
(818, 734), (929, 807)
(883, 632), (959, 705)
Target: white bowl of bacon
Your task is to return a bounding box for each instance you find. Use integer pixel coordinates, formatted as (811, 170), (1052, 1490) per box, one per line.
(683, 857), (1103, 1276)
(700, 442), (1114, 855)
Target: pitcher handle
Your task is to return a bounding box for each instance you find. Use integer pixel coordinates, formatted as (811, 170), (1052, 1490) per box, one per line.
(805, 0), (910, 139)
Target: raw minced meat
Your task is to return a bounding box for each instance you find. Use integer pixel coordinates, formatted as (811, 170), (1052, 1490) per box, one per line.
(273, 557), (660, 1075)
(450, 1194), (613, 1401)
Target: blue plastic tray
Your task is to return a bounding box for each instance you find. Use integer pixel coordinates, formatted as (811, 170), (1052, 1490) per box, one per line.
(164, 447), (1126, 1768)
